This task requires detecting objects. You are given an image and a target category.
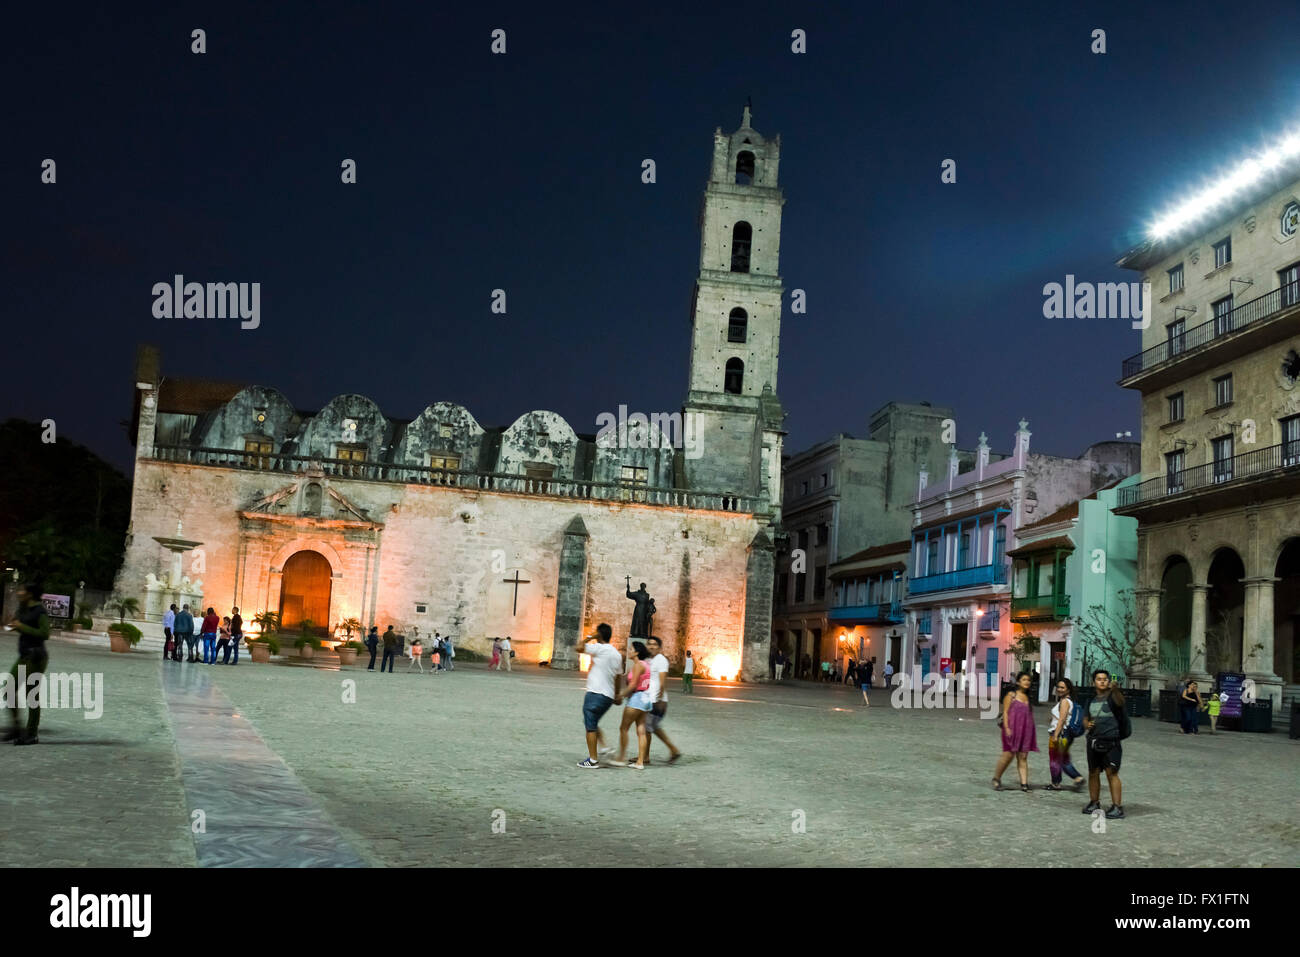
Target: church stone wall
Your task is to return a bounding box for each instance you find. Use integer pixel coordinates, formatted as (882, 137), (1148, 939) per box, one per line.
(396, 402), (487, 470)
(498, 411), (580, 479)
(118, 458), (769, 678)
(196, 386), (298, 451)
(297, 394), (392, 460)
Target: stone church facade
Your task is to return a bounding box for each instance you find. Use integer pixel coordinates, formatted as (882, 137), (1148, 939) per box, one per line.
(115, 107), (788, 679)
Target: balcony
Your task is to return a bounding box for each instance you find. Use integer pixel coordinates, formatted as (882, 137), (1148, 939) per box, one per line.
(828, 601), (905, 624)
(1116, 441), (1300, 514)
(977, 607), (1002, 632)
(1119, 280), (1300, 387)
(1010, 594), (1071, 622)
(147, 445), (764, 514)
(909, 563), (1007, 596)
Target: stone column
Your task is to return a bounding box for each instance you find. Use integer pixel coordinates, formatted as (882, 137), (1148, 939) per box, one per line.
(968, 601), (982, 697)
(741, 529), (776, 681)
(550, 516), (590, 670)
(1188, 583), (1212, 684)
(1242, 576), (1284, 708)
(1129, 586), (1164, 690)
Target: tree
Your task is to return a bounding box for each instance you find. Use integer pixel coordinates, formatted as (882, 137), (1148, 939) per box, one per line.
(1008, 629), (1041, 673)
(1075, 588), (1155, 685)
(109, 596), (141, 622)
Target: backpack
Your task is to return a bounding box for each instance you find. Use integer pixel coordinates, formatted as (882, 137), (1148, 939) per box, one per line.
(1064, 698), (1085, 738)
(1115, 699), (1132, 740)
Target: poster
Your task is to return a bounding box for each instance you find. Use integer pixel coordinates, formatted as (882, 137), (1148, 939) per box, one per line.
(939, 657), (953, 675)
(41, 593), (72, 619)
(1216, 672), (1245, 719)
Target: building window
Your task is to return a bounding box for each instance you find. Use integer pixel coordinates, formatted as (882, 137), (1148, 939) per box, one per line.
(724, 357), (744, 394)
(800, 480), (809, 496)
(1167, 318), (1186, 356)
(927, 539), (940, 576)
(336, 443), (367, 476)
(439, 423), (453, 438)
(735, 151), (755, 185)
(1037, 559), (1055, 599)
(727, 307), (748, 343)
(1281, 263), (1300, 308)
(1283, 415), (1300, 466)
(819, 472), (828, 488)
(1165, 449), (1185, 493)
(775, 573), (788, 608)
(799, 530), (810, 552)
(730, 222), (752, 273)
(814, 566), (826, 600)
(1212, 435), (1234, 482)
(243, 436), (273, 469)
(994, 524), (1006, 567)
(958, 531), (971, 570)
(1013, 560), (1029, 598)
(620, 465), (649, 502)
(428, 454), (460, 471)
(415, 603), (427, 615)
(1213, 236), (1231, 269)
(1168, 263), (1184, 295)
(1213, 373), (1233, 407)
(1168, 392), (1184, 422)
(795, 571), (806, 603)
(817, 523), (829, 546)
(1212, 295), (1234, 336)
(303, 482), (322, 516)
(525, 464), (555, 480)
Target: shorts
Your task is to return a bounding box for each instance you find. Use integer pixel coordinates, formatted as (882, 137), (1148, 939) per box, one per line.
(582, 692), (614, 732)
(861, 682), (871, 691)
(626, 690), (653, 712)
(1086, 737), (1122, 772)
(645, 702), (667, 733)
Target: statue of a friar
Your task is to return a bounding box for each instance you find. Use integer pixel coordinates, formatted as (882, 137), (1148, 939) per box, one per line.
(625, 577), (655, 638)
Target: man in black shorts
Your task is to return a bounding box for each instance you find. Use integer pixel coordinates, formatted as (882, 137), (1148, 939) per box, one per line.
(1081, 669), (1125, 820)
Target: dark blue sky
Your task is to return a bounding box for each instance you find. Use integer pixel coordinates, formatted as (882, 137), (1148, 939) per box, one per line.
(9, 0), (1300, 472)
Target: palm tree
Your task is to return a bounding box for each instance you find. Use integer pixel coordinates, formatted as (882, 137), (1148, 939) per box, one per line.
(252, 610), (280, 635)
(109, 596), (140, 622)
(339, 616), (363, 639)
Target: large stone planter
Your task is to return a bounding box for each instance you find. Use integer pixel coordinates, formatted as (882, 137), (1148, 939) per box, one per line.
(108, 631), (132, 653)
(337, 648), (358, 666)
(299, 645), (315, 660)
(250, 643), (272, 663)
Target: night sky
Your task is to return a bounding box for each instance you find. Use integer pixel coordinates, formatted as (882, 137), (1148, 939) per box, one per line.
(9, 1), (1300, 474)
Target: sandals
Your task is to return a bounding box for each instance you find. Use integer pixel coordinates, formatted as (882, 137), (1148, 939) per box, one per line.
(1042, 783), (1063, 791)
(1020, 784), (1032, 793)
(991, 778), (1005, 791)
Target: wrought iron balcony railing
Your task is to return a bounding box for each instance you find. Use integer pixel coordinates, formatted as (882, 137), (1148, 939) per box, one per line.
(908, 563), (1007, 595)
(1010, 594), (1071, 620)
(828, 601), (905, 623)
(1117, 441), (1300, 508)
(977, 606), (1002, 631)
(146, 445), (763, 514)
(1121, 280), (1300, 380)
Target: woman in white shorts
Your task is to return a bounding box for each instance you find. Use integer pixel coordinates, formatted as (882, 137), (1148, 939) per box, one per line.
(609, 641), (652, 769)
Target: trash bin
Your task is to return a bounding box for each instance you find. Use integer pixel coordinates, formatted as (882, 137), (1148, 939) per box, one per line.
(1291, 702), (1300, 740)
(1159, 689), (1180, 723)
(1242, 699), (1273, 733)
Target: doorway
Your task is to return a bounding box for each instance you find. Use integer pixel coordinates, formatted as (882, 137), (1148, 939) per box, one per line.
(279, 550), (332, 635)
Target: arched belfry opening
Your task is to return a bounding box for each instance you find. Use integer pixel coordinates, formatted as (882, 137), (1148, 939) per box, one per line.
(731, 222), (752, 273)
(724, 358), (744, 394)
(735, 151), (755, 185)
(728, 308), (748, 343)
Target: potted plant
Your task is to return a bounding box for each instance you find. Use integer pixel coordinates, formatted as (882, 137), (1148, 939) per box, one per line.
(295, 619), (320, 659)
(107, 621), (142, 653)
(70, 614), (94, 633)
(336, 641), (363, 665)
(249, 634), (280, 662)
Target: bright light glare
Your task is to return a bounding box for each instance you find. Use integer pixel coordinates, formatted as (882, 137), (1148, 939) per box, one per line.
(712, 654), (737, 681)
(1149, 131), (1300, 240)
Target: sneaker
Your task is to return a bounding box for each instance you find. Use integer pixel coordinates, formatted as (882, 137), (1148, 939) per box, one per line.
(607, 759), (628, 767)
(599, 747), (615, 756)
(628, 762), (645, 770)
(576, 758), (600, 769)
(1082, 800), (1101, 814)
(15, 734), (38, 746)
(1105, 805), (1125, 819)
(668, 752), (683, 764)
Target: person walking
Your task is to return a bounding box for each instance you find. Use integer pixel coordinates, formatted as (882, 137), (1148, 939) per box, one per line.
(1043, 678), (1085, 791)
(883, 661), (894, 689)
(682, 650), (695, 694)
(162, 603), (177, 662)
(364, 626), (379, 670)
(175, 604), (196, 662)
(608, 641), (653, 769)
(1082, 669), (1128, 820)
(577, 623), (623, 768)
(5, 582), (50, 745)
(1208, 692), (1221, 734)
(845, 658), (857, 686)
(863, 657), (876, 690)
(860, 662), (872, 706)
(992, 672), (1038, 792)
(1179, 680), (1204, 734)
(200, 607), (219, 664)
(228, 607), (243, 665)
(490, 637), (502, 670)
(500, 635), (513, 671)
(408, 632), (424, 673)
(444, 632), (455, 671)
(644, 636), (683, 764)
(215, 616), (232, 664)
(381, 626), (397, 673)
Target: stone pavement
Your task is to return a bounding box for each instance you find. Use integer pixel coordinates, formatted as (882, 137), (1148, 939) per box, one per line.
(5, 638), (1298, 867)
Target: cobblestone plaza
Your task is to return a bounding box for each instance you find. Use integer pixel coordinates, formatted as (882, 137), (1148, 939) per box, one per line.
(4, 639), (1296, 868)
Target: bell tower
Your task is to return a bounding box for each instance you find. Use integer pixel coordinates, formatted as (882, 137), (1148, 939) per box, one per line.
(682, 105), (785, 520)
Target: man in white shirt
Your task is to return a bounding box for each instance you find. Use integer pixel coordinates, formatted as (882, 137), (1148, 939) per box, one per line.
(643, 636), (682, 764)
(499, 635), (513, 671)
(162, 604), (177, 662)
(578, 624), (623, 768)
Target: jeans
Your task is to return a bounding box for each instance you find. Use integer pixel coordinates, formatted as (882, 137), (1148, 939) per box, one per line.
(381, 648), (395, 672)
(7, 649), (49, 737)
(1180, 706), (1199, 733)
(230, 635), (241, 664)
(183, 634), (198, 658)
(367, 645), (377, 669)
(215, 638), (229, 663)
(1048, 735), (1082, 784)
(202, 633), (217, 663)
(163, 628), (174, 660)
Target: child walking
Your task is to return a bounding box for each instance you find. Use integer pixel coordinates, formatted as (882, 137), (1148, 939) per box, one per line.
(408, 636), (423, 672)
(1208, 692), (1220, 733)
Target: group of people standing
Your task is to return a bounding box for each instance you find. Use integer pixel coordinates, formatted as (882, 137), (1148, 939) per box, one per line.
(992, 669), (1129, 820)
(366, 625), (455, 673)
(578, 624), (682, 769)
(162, 603), (242, 665)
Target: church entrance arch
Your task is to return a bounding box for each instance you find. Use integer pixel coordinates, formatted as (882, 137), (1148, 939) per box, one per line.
(279, 550), (332, 635)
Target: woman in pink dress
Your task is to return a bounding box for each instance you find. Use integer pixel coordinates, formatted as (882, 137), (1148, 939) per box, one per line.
(992, 672), (1038, 792)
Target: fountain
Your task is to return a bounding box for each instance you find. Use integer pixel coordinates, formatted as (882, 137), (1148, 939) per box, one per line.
(145, 521), (205, 619)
